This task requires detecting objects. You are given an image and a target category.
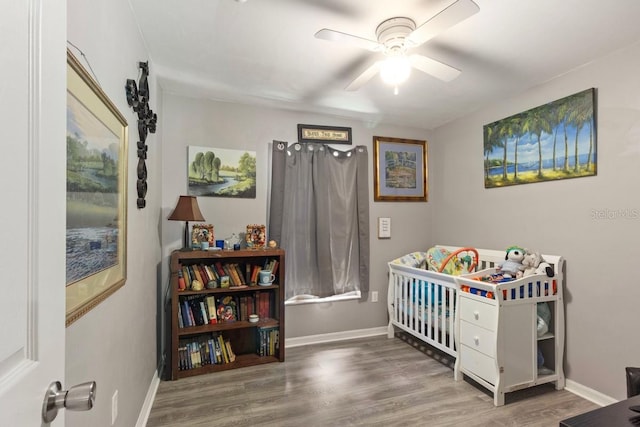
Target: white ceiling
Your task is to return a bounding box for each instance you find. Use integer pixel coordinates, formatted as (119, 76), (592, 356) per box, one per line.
(130, 0), (640, 130)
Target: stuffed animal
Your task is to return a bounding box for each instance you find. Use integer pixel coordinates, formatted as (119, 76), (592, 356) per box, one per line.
(522, 251), (542, 277)
(536, 261), (554, 278)
(496, 246), (525, 278)
(522, 250), (554, 278)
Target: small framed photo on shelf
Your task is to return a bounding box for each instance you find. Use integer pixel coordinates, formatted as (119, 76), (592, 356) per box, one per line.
(245, 224), (266, 248)
(191, 224), (214, 248)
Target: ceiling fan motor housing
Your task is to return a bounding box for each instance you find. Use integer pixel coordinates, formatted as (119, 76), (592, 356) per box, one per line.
(376, 17), (416, 54)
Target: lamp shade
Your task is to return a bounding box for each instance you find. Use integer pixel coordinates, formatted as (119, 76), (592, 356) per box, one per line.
(168, 195), (205, 222)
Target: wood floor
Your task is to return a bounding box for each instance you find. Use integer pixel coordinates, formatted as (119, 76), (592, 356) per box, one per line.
(147, 334), (598, 426)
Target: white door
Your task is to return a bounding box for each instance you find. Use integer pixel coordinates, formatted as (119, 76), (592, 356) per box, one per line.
(0, 1), (67, 425)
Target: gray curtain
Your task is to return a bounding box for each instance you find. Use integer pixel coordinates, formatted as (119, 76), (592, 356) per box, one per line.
(269, 141), (369, 300)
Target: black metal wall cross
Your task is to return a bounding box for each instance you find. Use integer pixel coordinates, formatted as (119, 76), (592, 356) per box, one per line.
(125, 61), (157, 209)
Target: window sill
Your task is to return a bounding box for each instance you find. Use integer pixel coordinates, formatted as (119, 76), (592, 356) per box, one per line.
(285, 291), (361, 306)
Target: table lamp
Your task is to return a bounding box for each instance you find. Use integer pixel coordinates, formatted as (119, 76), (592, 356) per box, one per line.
(168, 195), (205, 249)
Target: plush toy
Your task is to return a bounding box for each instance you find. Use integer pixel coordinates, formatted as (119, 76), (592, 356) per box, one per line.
(496, 246), (526, 278)
(522, 250), (554, 278)
(522, 251), (542, 277)
(536, 261), (554, 278)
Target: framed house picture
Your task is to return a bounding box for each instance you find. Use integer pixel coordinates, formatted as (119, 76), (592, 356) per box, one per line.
(373, 136), (428, 202)
(65, 49), (128, 326)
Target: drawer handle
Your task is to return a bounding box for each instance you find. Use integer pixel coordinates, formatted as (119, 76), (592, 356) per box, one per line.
(474, 336), (479, 345)
(473, 311), (479, 320)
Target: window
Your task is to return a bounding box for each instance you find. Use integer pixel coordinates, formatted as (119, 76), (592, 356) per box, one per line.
(268, 141), (369, 301)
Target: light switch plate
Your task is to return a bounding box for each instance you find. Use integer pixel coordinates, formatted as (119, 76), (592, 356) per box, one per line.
(378, 217), (391, 239)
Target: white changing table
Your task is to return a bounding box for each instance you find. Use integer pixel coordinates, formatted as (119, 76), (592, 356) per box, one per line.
(453, 257), (565, 406)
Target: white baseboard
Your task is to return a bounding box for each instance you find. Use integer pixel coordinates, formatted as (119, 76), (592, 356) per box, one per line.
(136, 370), (160, 427)
(285, 326), (388, 348)
(565, 379), (618, 407)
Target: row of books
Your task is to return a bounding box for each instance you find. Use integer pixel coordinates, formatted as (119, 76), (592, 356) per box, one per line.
(257, 326), (279, 357)
(178, 259), (279, 290)
(178, 334), (236, 371)
(178, 292), (274, 328)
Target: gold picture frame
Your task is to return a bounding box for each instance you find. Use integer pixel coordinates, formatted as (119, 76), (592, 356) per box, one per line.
(245, 224), (266, 248)
(373, 136), (428, 202)
(191, 223), (214, 246)
(66, 50), (128, 326)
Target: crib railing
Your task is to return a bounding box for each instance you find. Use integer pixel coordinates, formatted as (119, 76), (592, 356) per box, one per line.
(387, 262), (458, 357)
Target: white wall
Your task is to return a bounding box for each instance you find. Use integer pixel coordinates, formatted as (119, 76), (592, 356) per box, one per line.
(160, 94), (433, 341)
(66, 1), (162, 426)
(431, 41), (640, 400)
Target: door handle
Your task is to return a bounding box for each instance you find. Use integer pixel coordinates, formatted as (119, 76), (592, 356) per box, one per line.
(42, 380), (96, 423)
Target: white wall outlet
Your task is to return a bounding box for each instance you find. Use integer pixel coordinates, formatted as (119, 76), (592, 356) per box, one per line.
(112, 389), (118, 425)
(371, 291), (378, 302)
(378, 217), (391, 239)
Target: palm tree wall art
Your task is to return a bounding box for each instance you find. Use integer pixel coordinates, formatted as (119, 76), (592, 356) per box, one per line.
(483, 88), (596, 188)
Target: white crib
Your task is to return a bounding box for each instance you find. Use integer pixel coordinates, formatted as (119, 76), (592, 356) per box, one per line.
(387, 246), (505, 356)
(387, 245), (565, 406)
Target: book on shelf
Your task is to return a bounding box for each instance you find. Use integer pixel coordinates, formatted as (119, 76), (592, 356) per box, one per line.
(254, 291), (271, 319)
(191, 265), (204, 285)
(225, 340), (236, 362)
(238, 295), (255, 321)
(217, 334), (229, 363)
(249, 264), (261, 285)
(257, 326), (279, 357)
(263, 259), (278, 275)
(204, 264), (218, 287)
(212, 335), (223, 364)
(187, 298), (205, 325)
(227, 263), (243, 287)
(199, 301), (209, 326)
(205, 295), (217, 324)
(180, 300), (193, 327)
(182, 266), (192, 289)
(214, 261), (226, 278)
(207, 339), (216, 365)
(197, 264), (209, 287)
(216, 295), (237, 322)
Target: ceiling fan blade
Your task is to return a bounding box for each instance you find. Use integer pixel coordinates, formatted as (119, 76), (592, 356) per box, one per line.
(406, 0), (479, 47)
(345, 61), (382, 91)
(315, 29), (383, 52)
(409, 54), (461, 82)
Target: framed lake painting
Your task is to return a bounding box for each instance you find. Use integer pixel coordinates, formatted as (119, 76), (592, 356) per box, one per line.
(187, 146), (256, 198)
(373, 137), (428, 202)
(484, 88), (597, 188)
(66, 50), (128, 326)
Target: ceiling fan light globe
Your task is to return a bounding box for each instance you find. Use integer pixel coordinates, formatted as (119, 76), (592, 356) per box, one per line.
(380, 56), (411, 85)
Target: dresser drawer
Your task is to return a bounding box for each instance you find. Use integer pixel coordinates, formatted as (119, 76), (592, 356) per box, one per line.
(458, 296), (497, 331)
(459, 320), (496, 358)
(460, 345), (497, 385)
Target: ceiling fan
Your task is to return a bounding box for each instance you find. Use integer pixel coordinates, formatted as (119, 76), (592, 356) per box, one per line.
(314, 0), (479, 92)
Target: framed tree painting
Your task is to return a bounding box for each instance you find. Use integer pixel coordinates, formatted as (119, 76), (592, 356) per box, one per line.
(65, 50), (128, 326)
(483, 88), (597, 188)
(187, 146), (256, 198)
(373, 136), (428, 202)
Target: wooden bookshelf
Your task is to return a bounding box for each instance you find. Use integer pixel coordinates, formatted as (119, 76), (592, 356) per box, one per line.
(169, 248), (285, 380)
